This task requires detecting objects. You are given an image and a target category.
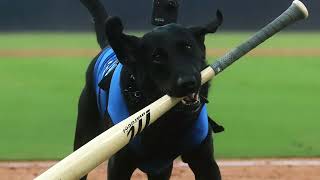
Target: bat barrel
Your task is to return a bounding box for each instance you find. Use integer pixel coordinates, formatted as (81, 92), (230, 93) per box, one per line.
(34, 95), (181, 180)
(211, 0), (309, 75)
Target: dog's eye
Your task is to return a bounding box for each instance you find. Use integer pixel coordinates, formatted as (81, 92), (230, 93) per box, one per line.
(152, 48), (167, 64)
(154, 53), (161, 59)
(185, 44), (192, 49)
(153, 53), (163, 64)
(177, 42), (192, 51)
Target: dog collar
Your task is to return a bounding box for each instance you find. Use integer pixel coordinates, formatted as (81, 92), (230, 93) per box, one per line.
(123, 74), (144, 105)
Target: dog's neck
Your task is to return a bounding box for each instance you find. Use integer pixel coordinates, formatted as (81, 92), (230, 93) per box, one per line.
(120, 66), (161, 113)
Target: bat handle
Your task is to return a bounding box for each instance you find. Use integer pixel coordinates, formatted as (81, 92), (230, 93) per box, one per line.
(211, 0), (308, 76)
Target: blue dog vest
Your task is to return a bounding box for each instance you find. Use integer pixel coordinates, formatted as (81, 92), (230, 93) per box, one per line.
(93, 47), (209, 173)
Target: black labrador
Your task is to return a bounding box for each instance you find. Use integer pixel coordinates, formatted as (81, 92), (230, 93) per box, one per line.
(75, 0), (224, 179)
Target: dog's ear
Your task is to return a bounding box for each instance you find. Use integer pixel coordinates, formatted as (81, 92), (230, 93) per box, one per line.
(189, 10), (223, 45)
(105, 16), (141, 65)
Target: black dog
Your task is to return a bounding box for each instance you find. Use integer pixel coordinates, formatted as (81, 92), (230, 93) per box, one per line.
(75, 0), (224, 179)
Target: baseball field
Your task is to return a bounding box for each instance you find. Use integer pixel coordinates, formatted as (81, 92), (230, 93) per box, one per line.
(0, 32), (319, 179)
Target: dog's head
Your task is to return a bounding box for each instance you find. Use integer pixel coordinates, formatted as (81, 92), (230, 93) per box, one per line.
(105, 11), (222, 109)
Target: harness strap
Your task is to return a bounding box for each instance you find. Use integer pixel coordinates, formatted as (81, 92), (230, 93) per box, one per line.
(107, 64), (130, 124)
(93, 48), (118, 118)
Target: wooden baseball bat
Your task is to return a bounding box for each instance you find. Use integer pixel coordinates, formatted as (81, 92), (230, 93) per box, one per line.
(35, 1), (308, 179)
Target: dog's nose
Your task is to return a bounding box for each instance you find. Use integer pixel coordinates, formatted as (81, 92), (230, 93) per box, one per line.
(177, 76), (197, 92)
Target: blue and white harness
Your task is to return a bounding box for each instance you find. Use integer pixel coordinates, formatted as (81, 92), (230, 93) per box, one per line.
(93, 47), (209, 173)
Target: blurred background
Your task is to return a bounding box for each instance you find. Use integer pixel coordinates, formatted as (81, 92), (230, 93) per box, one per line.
(0, 0), (319, 30)
(0, 0), (319, 161)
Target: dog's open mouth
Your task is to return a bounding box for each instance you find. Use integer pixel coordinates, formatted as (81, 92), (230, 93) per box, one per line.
(181, 93), (200, 106)
(175, 92), (201, 112)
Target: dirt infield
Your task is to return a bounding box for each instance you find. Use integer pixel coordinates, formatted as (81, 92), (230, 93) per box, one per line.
(0, 48), (320, 58)
(1, 159), (320, 180)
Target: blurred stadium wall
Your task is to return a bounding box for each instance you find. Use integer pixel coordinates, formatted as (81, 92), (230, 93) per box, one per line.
(0, 0), (318, 31)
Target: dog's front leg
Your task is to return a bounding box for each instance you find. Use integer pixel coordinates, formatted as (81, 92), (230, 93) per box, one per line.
(107, 146), (137, 180)
(74, 60), (108, 180)
(146, 163), (173, 180)
(181, 129), (221, 180)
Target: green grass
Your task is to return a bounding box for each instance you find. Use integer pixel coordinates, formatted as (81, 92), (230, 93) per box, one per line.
(1, 31), (320, 49)
(0, 32), (319, 160)
(209, 56), (320, 158)
(0, 33), (99, 49)
(205, 31), (320, 48)
(0, 57), (90, 160)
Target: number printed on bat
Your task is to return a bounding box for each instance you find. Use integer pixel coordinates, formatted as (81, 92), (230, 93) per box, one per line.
(123, 110), (151, 140)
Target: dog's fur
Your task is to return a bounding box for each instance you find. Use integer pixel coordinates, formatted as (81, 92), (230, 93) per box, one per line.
(75, 0), (224, 179)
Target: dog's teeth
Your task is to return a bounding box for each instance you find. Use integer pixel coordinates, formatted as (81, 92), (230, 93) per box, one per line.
(181, 99), (187, 104)
(195, 94), (199, 101)
(193, 93), (197, 99)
